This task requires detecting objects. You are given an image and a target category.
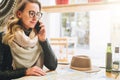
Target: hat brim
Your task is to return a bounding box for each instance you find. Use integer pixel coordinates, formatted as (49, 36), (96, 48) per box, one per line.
(70, 65), (101, 73)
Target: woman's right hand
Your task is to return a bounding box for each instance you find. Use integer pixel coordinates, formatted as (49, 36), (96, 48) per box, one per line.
(26, 66), (46, 76)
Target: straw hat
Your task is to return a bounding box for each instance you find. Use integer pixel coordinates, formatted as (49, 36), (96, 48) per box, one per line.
(70, 55), (100, 73)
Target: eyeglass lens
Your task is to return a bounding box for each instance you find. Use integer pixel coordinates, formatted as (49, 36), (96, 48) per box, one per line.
(29, 11), (42, 19)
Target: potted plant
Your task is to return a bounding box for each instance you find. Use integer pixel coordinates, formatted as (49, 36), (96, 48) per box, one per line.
(56, 0), (69, 5)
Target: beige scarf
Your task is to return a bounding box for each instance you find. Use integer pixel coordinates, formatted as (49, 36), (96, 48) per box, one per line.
(8, 26), (43, 69)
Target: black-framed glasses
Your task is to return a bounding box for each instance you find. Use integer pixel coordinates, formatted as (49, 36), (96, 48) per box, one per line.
(29, 10), (43, 19)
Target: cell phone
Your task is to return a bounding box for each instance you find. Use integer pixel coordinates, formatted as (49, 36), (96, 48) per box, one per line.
(35, 21), (41, 33)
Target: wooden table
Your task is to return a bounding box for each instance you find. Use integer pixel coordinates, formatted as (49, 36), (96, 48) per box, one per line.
(106, 71), (120, 79)
(13, 65), (120, 80)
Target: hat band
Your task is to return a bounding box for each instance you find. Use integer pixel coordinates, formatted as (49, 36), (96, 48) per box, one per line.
(70, 66), (91, 71)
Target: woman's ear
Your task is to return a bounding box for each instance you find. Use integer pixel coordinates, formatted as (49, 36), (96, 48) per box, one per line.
(16, 11), (22, 18)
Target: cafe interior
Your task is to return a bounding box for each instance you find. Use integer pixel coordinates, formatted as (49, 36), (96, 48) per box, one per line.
(0, 0), (120, 80)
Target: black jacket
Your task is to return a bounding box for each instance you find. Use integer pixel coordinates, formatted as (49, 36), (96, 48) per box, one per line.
(0, 32), (57, 80)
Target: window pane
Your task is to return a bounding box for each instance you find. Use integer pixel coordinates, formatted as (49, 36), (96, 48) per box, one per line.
(61, 12), (89, 49)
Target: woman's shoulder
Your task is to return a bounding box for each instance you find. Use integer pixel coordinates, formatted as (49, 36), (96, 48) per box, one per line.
(0, 32), (8, 46)
(0, 31), (10, 53)
(0, 32), (4, 42)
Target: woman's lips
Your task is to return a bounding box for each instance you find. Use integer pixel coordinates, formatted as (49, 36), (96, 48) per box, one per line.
(30, 20), (36, 23)
(30, 21), (36, 25)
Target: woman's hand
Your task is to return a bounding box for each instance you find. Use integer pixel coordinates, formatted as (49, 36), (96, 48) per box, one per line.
(37, 21), (46, 42)
(26, 66), (46, 76)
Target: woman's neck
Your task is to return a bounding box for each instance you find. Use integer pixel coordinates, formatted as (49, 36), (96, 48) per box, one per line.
(18, 20), (32, 36)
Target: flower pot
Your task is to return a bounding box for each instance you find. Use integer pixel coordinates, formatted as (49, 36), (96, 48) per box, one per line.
(56, 0), (68, 5)
(88, 0), (102, 2)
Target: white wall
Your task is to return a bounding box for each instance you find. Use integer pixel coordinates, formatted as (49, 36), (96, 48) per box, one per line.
(39, 0), (55, 6)
(41, 13), (61, 38)
(110, 6), (120, 48)
(89, 10), (112, 66)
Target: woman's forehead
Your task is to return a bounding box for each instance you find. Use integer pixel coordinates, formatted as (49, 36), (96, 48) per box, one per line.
(24, 2), (40, 11)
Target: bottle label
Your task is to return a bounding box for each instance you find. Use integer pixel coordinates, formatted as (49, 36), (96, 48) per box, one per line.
(113, 61), (119, 70)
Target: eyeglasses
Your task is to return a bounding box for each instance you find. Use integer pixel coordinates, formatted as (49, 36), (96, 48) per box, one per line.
(29, 10), (43, 19)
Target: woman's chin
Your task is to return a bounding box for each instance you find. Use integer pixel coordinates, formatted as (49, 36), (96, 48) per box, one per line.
(29, 26), (34, 29)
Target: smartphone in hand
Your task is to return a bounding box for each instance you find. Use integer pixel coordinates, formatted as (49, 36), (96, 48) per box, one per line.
(35, 21), (41, 33)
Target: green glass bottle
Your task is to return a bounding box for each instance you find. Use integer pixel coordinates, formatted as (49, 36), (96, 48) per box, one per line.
(106, 43), (112, 72)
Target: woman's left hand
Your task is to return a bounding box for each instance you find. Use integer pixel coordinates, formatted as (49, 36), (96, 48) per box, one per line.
(37, 22), (46, 42)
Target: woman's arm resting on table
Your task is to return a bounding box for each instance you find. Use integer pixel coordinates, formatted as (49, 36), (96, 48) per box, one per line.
(0, 68), (26, 80)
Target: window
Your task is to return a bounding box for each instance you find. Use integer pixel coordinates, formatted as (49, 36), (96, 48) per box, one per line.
(61, 12), (89, 49)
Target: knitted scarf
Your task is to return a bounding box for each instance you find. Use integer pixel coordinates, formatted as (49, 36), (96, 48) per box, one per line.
(8, 25), (43, 69)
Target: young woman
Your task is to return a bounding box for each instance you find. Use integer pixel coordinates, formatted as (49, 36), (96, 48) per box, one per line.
(0, 0), (57, 79)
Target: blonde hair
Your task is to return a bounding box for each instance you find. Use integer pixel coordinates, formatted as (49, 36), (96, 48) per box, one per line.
(2, 19), (20, 44)
(2, 0), (41, 45)
(14, 0), (41, 18)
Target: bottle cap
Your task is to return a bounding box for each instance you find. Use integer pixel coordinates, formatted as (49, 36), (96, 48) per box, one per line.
(107, 43), (111, 46)
(115, 47), (119, 53)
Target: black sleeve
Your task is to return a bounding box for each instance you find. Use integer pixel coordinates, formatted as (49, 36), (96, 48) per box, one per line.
(0, 32), (27, 80)
(39, 39), (58, 70)
(0, 44), (27, 80)
(0, 68), (27, 80)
